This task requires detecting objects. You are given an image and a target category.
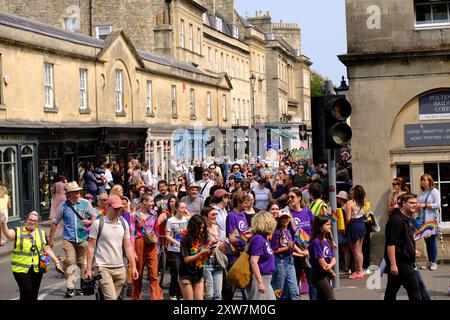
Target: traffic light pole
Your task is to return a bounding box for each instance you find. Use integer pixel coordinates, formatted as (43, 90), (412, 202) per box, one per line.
(328, 148), (340, 288)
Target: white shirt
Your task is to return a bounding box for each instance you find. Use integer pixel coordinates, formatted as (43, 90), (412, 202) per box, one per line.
(214, 205), (228, 241)
(199, 179), (214, 197)
(104, 169), (113, 190)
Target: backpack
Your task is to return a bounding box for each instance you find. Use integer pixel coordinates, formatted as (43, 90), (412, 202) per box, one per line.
(95, 216), (128, 257)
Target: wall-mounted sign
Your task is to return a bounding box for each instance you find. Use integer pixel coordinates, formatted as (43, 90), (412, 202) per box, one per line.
(405, 123), (450, 147)
(419, 92), (450, 120)
(0, 135), (26, 141)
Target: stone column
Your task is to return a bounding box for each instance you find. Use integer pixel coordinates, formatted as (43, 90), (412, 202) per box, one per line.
(161, 140), (166, 181)
(152, 141), (158, 177)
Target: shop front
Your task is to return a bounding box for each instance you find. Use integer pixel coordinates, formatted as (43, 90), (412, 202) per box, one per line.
(0, 133), (39, 222)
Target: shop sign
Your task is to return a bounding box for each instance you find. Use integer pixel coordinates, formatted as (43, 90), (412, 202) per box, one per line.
(419, 92), (450, 120)
(405, 123), (450, 147)
(0, 134), (26, 141)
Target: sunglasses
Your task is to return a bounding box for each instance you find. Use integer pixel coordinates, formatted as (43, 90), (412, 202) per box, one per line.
(392, 183), (399, 186)
(288, 196), (296, 199)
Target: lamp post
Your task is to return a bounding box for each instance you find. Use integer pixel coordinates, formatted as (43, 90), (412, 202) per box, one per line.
(250, 73), (256, 128)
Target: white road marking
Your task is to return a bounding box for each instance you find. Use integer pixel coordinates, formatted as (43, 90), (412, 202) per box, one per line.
(10, 279), (66, 301)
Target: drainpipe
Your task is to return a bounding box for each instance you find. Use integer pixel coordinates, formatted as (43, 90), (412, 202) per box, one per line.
(89, 0), (93, 36)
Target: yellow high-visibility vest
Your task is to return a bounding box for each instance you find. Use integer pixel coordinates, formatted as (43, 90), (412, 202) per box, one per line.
(11, 227), (46, 273)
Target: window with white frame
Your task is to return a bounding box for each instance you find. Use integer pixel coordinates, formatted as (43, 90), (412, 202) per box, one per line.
(0, 54), (3, 105)
(424, 162), (450, 222)
(79, 68), (88, 110)
(232, 25), (240, 39)
(171, 85), (177, 115)
(215, 50), (219, 71)
(180, 19), (185, 48)
(44, 63), (54, 108)
(222, 95), (227, 120)
(197, 28), (202, 54)
(189, 24), (193, 51)
(215, 17), (223, 32)
(207, 92), (212, 119)
(208, 47), (212, 70)
(96, 26), (112, 40)
(190, 89), (195, 117)
(146, 80), (153, 114)
(115, 69), (123, 113)
(415, 1), (450, 27)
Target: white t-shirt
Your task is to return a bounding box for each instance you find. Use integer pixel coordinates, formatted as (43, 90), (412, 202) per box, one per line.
(104, 169), (113, 190)
(254, 187), (271, 211)
(89, 216), (130, 268)
(165, 216), (188, 253)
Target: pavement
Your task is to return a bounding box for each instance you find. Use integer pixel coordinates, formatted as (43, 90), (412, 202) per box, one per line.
(1, 219), (449, 300)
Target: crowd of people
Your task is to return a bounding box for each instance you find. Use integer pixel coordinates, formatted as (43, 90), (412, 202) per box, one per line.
(0, 149), (445, 301)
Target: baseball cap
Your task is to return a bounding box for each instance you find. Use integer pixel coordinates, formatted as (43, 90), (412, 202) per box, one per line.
(107, 195), (124, 209)
(214, 189), (231, 198)
(277, 209), (291, 219)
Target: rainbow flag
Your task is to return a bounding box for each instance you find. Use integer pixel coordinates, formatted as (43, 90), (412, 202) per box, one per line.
(274, 289), (282, 298)
(294, 228), (310, 246)
(232, 229), (250, 243)
(222, 237), (238, 255)
(414, 220), (438, 241)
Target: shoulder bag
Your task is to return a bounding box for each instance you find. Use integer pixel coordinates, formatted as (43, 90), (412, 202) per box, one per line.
(226, 237), (253, 289)
(415, 190), (431, 230)
(137, 212), (158, 245)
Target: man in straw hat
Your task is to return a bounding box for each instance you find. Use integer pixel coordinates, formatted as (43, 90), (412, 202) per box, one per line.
(180, 182), (205, 216)
(49, 181), (97, 298)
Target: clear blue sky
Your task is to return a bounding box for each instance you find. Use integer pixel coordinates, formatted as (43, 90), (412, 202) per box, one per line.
(236, 0), (347, 85)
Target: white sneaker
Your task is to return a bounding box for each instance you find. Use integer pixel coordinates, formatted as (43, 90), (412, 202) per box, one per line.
(170, 296), (177, 300)
(420, 262), (431, 270)
(430, 263), (438, 271)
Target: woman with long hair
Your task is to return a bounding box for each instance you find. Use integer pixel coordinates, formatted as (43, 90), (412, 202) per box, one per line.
(130, 193), (166, 300)
(201, 206), (226, 300)
(388, 177), (409, 213)
(309, 214), (336, 300)
(344, 185), (367, 279)
(287, 187), (316, 300)
(165, 199), (188, 300)
(179, 214), (214, 300)
(177, 175), (188, 200)
(418, 174), (441, 271)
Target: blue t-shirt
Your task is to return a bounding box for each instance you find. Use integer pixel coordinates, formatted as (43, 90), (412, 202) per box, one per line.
(271, 229), (294, 258)
(309, 238), (335, 274)
(247, 234), (275, 275)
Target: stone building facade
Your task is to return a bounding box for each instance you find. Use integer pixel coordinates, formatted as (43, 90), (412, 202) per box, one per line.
(0, 12), (231, 220)
(340, 0), (450, 262)
(0, 0), (312, 151)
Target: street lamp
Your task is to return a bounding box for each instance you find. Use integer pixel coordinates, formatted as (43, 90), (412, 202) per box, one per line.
(250, 72), (256, 127)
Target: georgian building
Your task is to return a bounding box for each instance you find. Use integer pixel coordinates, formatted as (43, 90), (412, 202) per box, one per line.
(0, 0), (312, 219)
(0, 12), (231, 220)
(340, 0), (450, 261)
(0, 0), (312, 150)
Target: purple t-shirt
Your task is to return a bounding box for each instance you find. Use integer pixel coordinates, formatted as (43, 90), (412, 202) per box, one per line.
(308, 238), (335, 274)
(248, 234), (275, 275)
(290, 207), (314, 237)
(226, 209), (248, 264)
(271, 229), (294, 258)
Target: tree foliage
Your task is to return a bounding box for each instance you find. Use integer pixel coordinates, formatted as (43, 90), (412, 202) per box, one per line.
(311, 71), (326, 97)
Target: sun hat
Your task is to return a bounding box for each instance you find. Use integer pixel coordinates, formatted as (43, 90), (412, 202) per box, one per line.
(65, 181), (83, 193)
(336, 191), (350, 201)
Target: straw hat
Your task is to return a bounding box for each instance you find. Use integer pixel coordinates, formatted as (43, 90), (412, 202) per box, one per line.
(65, 181), (83, 193)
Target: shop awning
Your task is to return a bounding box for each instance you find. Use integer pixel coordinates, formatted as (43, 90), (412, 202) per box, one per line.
(279, 129), (298, 140)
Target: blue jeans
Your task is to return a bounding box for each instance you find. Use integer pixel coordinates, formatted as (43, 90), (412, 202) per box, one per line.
(271, 255), (299, 300)
(415, 265), (431, 300)
(204, 266), (223, 300)
(424, 235), (438, 263)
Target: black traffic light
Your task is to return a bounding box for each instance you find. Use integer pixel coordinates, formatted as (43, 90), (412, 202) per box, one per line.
(311, 95), (352, 164)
